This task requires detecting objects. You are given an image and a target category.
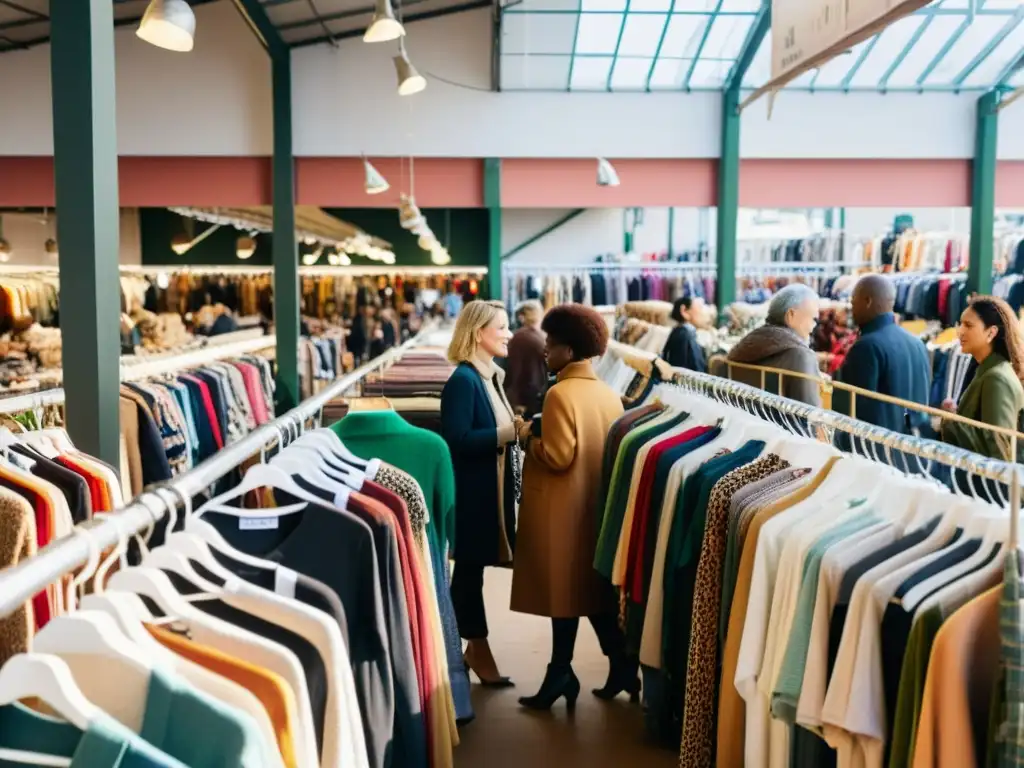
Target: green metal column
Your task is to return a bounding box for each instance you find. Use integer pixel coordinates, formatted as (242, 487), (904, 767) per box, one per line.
(272, 51), (299, 414)
(968, 90), (999, 298)
(485, 158), (502, 301)
(716, 86), (741, 316)
(50, 0), (121, 468)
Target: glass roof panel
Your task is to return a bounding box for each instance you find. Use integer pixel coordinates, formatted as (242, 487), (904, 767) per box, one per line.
(618, 13), (671, 57)
(845, 16), (925, 88)
(648, 57), (692, 89)
(611, 57), (657, 89)
(700, 14), (754, 60)
(503, 0), (1021, 91)
(574, 13), (625, 55)
(920, 14), (1011, 86)
(570, 56), (615, 89)
(959, 17), (1024, 87)
(883, 15), (964, 87)
(659, 14), (711, 59)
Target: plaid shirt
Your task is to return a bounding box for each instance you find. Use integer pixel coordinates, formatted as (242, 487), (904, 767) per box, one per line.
(998, 551), (1024, 767)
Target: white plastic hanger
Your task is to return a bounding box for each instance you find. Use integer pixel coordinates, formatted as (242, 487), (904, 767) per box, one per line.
(0, 653), (101, 731)
(79, 592), (165, 656)
(194, 463), (319, 519)
(152, 486), (245, 586)
(270, 449), (357, 504)
(291, 428), (368, 470)
(106, 566), (210, 623)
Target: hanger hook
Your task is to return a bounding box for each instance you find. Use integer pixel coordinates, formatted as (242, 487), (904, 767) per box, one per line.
(92, 512), (127, 593)
(157, 484), (193, 533)
(67, 525), (101, 613)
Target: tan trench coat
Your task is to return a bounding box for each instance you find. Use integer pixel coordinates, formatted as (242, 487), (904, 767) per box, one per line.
(510, 360), (624, 618)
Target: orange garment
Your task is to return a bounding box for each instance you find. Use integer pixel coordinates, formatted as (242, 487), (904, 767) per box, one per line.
(57, 454), (111, 513)
(912, 586), (1000, 768)
(0, 464), (56, 626)
(146, 623), (299, 768)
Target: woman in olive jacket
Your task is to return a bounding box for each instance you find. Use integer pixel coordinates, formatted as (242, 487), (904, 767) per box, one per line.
(941, 295), (1024, 462)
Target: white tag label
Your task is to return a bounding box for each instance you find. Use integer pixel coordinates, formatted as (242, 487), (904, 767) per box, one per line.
(239, 516), (279, 530)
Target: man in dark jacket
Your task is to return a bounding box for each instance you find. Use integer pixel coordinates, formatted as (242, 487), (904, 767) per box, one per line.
(832, 275), (931, 458)
(662, 297), (707, 373)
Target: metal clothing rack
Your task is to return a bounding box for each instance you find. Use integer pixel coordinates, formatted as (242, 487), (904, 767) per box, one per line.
(0, 328), (432, 619)
(0, 334), (278, 414)
(605, 339), (1024, 547)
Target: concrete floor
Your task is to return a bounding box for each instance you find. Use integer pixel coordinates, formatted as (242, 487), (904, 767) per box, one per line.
(453, 569), (678, 768)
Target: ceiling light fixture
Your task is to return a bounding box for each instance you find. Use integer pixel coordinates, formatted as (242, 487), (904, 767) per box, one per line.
(137, 0), (196, 53)
(597, 158), (620, 187)
(170, 233), (192, 255)
(0, 239), (10, 264)
(44, 238), (58, 259)
(364, 158), (390, 195)
(235, 236), (256, 260)
(327, 252), (340, 266)
(364, 0), (405, 42)
(394, 41), (426, 96)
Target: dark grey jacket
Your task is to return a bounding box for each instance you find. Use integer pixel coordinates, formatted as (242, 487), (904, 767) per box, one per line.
(720, 324), (822, 406)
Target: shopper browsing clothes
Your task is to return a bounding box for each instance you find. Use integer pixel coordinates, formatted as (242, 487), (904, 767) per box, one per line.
(511, 304), (633, 711)
(505, 300), (548, 417)
(661, 296), (707, 373)
(940, 295), (1024, 461)
(832, 274), (931, 434)
(440, 299), (521, 687)
(722, 284), (822, 406)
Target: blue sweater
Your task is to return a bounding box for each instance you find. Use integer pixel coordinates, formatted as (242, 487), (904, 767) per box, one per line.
(832, 313), (931, 435)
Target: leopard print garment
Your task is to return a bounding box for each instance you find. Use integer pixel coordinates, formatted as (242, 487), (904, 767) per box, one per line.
(679, 454), (790, 768)
(374, 462), (429, 549)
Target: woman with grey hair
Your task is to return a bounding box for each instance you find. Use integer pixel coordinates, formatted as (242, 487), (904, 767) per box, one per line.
(722, 283), (823, 405)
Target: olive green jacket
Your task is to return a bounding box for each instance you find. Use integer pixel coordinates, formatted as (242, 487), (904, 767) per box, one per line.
(942, 353), (1024, 461)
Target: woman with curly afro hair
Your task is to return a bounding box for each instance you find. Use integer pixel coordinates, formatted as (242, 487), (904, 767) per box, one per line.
(510, 303), (633, 711)
(941, 295), (1024, 461)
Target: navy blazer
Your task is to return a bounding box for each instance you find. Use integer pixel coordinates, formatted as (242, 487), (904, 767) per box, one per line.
(439, 362), (517, 566)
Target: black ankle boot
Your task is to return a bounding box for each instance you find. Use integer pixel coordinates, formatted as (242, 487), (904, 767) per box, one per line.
(592, 652), (641, 702)
(518, 664), (581, 711)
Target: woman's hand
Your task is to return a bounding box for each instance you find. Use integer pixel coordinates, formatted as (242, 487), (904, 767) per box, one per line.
(517, 420), (533, 442)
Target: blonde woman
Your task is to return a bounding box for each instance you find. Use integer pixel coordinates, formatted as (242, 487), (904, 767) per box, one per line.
(440, 300), (522, 686)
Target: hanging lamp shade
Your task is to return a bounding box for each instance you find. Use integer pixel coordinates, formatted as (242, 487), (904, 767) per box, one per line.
(597, 158), (620, 187)
(235, 236), (256, 260)
(137, 0), (196, 52)
(44, 238), (58, 259)
(0, 239), (10, 263)
(170, 232), (192, 255)
(364, 0), (404, 42)
(364, 159), (390, 195)
(394, 46), (426, 96)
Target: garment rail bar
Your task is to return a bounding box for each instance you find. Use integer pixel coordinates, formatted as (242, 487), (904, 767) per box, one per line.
(0, 327), (434, 619)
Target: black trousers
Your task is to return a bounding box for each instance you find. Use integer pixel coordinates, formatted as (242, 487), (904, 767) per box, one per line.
(551, 615), (624, 667)
(451, 561), (488, 639)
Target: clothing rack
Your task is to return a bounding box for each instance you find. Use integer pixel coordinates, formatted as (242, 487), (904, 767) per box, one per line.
(0, 333), (278, 413)
(605, 340), (1023, 543)
(0, 327), (433, 619)
(119, 264), (489, 277)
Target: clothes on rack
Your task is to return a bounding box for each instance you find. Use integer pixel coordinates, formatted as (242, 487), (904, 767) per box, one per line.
(590, 344), (1022, 768)
(299, 331), (347, 401)
(119, 353), (275, 498)
(885, 273), (969, 327)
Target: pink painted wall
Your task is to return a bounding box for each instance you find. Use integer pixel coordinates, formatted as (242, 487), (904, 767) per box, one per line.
(295, 157), (483, 207)
(501, 158), (718, 208)
(0, 155), (1018, 209)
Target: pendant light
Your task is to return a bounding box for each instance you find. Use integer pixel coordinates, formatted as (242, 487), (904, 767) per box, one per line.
(137, 0), (196, 53)
(394, 41), (426, 96)
(364, 0), (405, 43)
(44, 238), (58, 259)
(364, 158), (390, 195)
(0, 240), (10, 264)
(327, 252), (340, 266)
(235, 236), (256, 260)
(597, 158), (620, 187)
(170, 233), (192, 255)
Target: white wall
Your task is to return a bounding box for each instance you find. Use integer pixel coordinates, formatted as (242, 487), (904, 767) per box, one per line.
(0, 210), (142, 266)
(0, 2), (1018, 162)
(503, 207), (714, 264)
(0, 2), (270, 156)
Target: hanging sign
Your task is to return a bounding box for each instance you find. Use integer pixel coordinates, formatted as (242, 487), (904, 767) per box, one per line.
(741, 0), (931, 110)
